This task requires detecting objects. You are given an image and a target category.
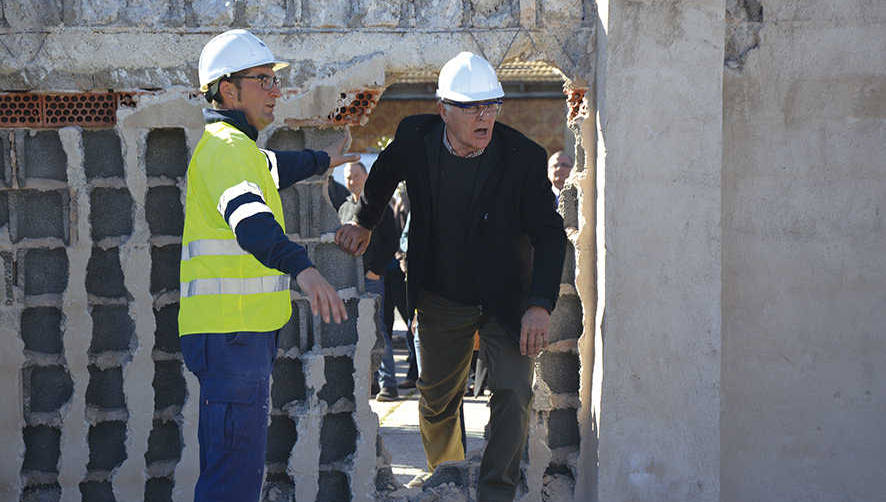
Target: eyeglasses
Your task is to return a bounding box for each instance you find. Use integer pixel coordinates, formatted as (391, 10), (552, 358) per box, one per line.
(443, 99), (503, 118)
(228, 74), (281, 91)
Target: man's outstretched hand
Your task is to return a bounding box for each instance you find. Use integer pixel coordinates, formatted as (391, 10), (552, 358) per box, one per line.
(520, 306), (550, 356)
(322, 128), (360, 169)
(296, 267), (347, 324)
(335, 222), (372, 256)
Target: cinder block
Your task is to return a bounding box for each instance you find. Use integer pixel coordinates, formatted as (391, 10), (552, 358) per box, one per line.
(0, 132), (8, 187)
(85, 366), (125, 409)
(89, 304), (133, 353)
(23, 248), (68, 296)
(279, 186), (301, 234)
(21, 130), (67, 182)
(537, 352), (580, 394)
(318, 356), (354, 405)
(319, 413), (356, 464)
(10, 190), (68, 243)
(150, 244), (180, 294)
(262, 472), (294, 502)
(317, 470), (351, 502)
(145, 128), (188, 178)
(415, 0), (463, 28)
(22, 425), (61, 473)
(87, 421), (127, 471)
(144, 477), (174, 502)
(1, 251), (11, 306)
(152, 360), (185, 410)
(0, 192), (8, 228)
(468, 0), (518, 27)
(296, 183), (341, 236)
(21, 484), (61, 502)
(308, 0), (349, 27)
(277, 305), (302, 353)
(145, 186), (183, 236)
(560, 240), (575, 285)
(318, 298), (359, 348)
(83, 130), (124, 179)
(145, 419), (181, 464)
(363, 0), (401, 27)
(3, 0), (62, 27)
(90, 188), (133, 240)
(153, 304), (180, 354)
(21, 307), (63, 354)
(271, 357), (305, 408)
(308, 243), (359, 290)
(548, 294), (582, 344)
(266, 127), (306, 151)
(79, 480), (114, 502)
(27, 365), (73, 413)
(266, 415), (297, 463)
(86, 247), (127, 298)
(547, 408), (579, 448)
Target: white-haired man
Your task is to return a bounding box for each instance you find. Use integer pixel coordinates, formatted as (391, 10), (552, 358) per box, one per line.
(336, 52), (565, 501)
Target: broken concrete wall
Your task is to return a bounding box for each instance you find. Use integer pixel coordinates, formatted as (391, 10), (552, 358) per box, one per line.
(721, 1), (886, 500)
(590, 1), (885, 501)
(593, 1), (724, 501)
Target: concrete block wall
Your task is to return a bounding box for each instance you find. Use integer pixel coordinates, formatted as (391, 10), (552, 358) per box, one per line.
(1, 1), (598, 500)
(0, 107), (389, 501)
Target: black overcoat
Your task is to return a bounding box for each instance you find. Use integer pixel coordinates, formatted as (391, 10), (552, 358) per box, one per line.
(355, 114), (566, 339)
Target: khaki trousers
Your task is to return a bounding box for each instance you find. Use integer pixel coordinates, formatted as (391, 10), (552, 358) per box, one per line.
(416, 291), (533, 502)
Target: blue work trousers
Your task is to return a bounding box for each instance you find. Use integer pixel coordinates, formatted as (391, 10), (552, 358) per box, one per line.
(365, 277), (397, 389)
(180, 331), (277, 502)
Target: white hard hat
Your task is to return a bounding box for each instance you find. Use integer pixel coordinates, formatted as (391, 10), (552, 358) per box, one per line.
(436, 52), (504, 103)
(198, 29), (289, 92)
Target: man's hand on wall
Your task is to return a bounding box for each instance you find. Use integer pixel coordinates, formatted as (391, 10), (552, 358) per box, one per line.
(335, 222), (371, 256)
(322, 128), (360, 170)
(520, 306), (550, 356)
(296, 267), (348, 324)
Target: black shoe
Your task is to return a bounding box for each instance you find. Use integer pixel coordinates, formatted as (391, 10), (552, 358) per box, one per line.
(397, 379), (416, 389)
(376, 387), (399, 402)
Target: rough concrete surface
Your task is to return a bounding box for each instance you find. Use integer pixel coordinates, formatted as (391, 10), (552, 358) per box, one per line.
(2, 0), (885, 501)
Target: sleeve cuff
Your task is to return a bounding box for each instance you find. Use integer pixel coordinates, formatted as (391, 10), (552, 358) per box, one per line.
(527, 296), (554, 314)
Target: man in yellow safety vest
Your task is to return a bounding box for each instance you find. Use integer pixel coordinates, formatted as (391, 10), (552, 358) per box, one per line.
(178, 29), (357, 502)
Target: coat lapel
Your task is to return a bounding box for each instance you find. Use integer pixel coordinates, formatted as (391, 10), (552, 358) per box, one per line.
(423, 120), (444, 218)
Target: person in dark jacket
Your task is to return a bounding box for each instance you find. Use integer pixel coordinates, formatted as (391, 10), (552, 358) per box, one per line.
(335, 52), (565, 501)
(339, 161), (401, 400)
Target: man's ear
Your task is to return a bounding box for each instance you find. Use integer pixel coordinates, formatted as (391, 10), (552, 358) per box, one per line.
(437, 101), (448, 123)
(219, 80), (236, 106)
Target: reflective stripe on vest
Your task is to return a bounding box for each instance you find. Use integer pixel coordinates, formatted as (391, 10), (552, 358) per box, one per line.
(180, 274), (290, 298)
(181, 239), (249, 261)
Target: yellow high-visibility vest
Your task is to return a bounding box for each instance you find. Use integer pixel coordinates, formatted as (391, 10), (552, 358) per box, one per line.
(178, 121), (291, 335)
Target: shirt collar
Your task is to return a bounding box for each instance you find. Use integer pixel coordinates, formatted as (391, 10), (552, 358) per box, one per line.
(203, 108), (259, 141)
(442, 125), (486, 158)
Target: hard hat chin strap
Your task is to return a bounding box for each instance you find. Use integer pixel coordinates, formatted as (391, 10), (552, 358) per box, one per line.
(204, 76), (230, 104)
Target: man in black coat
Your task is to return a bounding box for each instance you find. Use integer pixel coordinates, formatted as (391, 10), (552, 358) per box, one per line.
(336, 52), (565, 502)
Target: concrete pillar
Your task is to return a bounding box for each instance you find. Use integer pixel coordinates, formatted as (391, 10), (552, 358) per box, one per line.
(593, 1), (724, 500)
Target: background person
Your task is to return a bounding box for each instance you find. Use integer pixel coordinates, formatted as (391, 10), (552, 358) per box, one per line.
(547, 150), (573, 206)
